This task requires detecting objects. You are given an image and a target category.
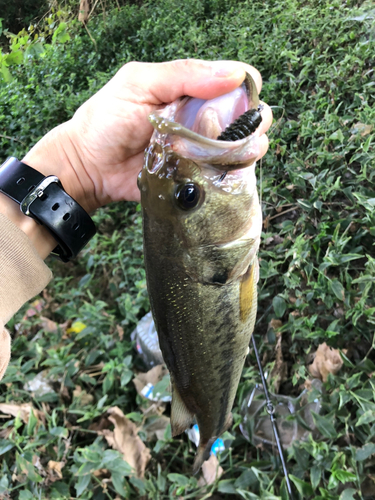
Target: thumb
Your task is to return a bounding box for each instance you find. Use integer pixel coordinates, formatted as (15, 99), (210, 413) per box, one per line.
(113, 59), (262, 104)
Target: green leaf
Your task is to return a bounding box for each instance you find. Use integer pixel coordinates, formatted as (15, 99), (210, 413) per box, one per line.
(234, 469), (258, 489)
(310, 465), (321, 490)
(97, 394), (108, 409)
(355, 443), (375, 461)
(112, 472), (128, 496)
(273, 296), (286, 318)
(289, 475), (313, 496)
(121, 368), (133, 387)
(0, 439), (14, 455)
(0, 64), (12, 82)
(339, 489), (357, 500)
(356, 410), (375, 426)
(0, 475), (9, 495)
(218, 479), (237, 494)
(19, 492), (34, 500)
(5, 50), (23, 65)
(236, 490), (260, 500)
(167, 473), (189, 486)
(297, 199), (312, 210)
(330, 279), (345, 301)
(16, 454), (42, 483)
(50, 426), (69, 438)
(129, 476), (146, 495)
(103, 372), (114, 393)
(312, 412), (337, 439)
(329, 129), (344, 142)
(75, 474), (91, 497)
(334, 469), (357, 483)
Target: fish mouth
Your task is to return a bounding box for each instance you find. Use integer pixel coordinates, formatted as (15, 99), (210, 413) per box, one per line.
(148, 73), (261, 169)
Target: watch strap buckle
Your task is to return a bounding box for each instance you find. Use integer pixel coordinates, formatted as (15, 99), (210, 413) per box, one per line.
(20, 176), (60, 216)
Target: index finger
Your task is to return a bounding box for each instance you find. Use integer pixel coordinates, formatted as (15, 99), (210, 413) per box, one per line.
(114, 59), (263, 104)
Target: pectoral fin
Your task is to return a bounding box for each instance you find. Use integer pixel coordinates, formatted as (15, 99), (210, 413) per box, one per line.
(240, 258), (258, 323)
(170, 383), (195, 437)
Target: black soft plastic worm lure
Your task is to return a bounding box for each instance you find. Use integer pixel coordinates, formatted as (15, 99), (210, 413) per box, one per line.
(217, 104), (264, 142)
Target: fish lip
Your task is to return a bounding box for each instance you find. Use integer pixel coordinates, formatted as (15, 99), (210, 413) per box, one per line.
(148, 111), (258, 148)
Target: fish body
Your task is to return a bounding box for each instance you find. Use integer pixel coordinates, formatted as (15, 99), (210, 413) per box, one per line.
(138, 74), (262, 472)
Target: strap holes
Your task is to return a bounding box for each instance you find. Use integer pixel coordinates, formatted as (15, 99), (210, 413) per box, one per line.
(28, 185), (35, 192)
(52, 203), (60, 211)
(17, 177), (25, 185)
(63, 213), (71, 221)
(73, 223), (80, 231)
(81, 233), (86, 239)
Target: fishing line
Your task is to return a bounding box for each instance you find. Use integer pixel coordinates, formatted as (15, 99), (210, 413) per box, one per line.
(251, 334), (295, 500)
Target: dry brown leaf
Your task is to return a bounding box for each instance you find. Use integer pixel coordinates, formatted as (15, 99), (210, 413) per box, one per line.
(351, 122), (373, 137)
(116, 325), (124, 341)
(0, 427), (13, 439)
(73, 386), (94, 406)
(197, 455), (223, 487)
(78, 0), (90, 23)
(39, 316), (59, 333)
(93, 468), (110, 478)
(308, 342), (347, 382)
(270, 331), (288, 393)
(100, 406), (151, 478)
(141, 401), (167, 417)
(47, 460), (64, 480)
(0, 402), (44, 424)
(32, 455), (46, 478)
(263, 215), (270, 229)
(269, 318), (283, 331)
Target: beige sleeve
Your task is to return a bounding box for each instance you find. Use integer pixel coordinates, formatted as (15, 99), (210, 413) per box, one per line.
(0, 213), (52, 381)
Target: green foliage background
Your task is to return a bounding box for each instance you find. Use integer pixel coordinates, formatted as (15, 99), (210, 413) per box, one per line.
(0, 0), (374, 498)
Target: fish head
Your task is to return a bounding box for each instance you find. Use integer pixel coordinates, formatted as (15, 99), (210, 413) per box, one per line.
(138, 73), (262, 254)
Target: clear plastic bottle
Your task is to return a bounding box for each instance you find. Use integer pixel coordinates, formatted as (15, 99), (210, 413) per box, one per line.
(130, 311), (164, 368)
(240, 378), (323, 448)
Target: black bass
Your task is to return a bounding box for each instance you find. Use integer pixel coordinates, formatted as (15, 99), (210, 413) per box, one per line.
(138, 73), (262, 473)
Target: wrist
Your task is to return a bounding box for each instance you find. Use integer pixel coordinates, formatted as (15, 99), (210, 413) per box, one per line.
(22, 122), (99, 213)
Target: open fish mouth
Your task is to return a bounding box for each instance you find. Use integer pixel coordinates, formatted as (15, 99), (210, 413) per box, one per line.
(148, 72), (262, 168)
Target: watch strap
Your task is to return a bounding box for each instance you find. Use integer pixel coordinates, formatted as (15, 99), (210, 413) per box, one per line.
(0, 157), (96, 261)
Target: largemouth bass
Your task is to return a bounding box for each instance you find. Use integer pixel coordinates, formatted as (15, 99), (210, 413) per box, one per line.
(138, 73), (262, 473)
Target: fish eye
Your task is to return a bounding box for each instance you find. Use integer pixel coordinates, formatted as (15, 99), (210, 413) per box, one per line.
(175, 183), (201, 210)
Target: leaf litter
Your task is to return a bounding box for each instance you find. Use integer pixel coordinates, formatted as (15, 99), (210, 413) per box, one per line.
(308, 342), (347, 382)
(98, 406), (151, 478)
(0, 402), (44, 424)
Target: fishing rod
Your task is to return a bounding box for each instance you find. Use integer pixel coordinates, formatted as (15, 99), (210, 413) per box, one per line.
(251, 332), (295, 500)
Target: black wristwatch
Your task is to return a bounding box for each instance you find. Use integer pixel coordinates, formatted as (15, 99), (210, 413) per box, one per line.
(0, 157), (96, 262)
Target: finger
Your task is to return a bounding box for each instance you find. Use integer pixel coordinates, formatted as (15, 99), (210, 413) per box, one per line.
(258, 101), (273, 137)
(115, 59), (262, 104)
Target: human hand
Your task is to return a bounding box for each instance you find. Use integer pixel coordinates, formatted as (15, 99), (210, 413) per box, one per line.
(23, 59), (272, 213)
